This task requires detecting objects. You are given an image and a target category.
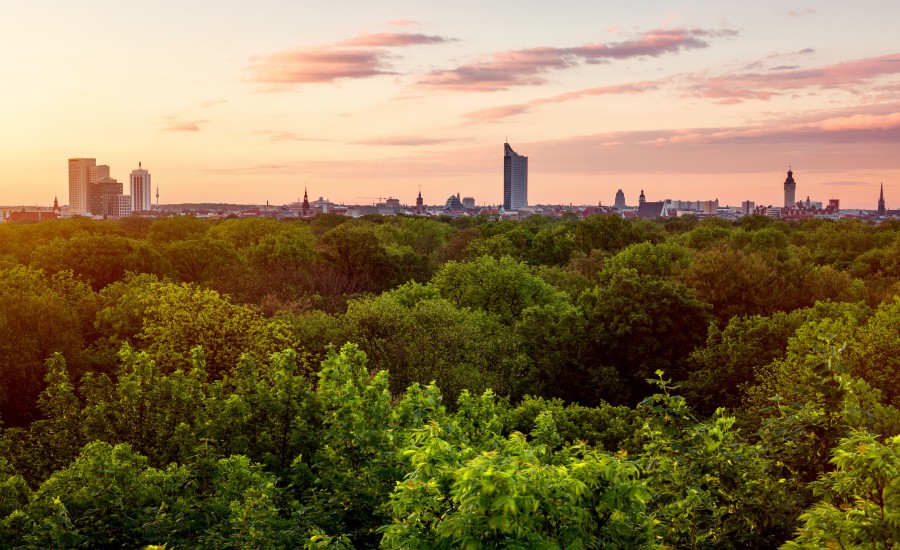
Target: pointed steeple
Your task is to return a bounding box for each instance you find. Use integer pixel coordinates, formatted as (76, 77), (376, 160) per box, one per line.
(302, 185), (310, 216)
(639, 189), (646, 205)
(52, 196), (60, 214)
(878, 182), (886, 216)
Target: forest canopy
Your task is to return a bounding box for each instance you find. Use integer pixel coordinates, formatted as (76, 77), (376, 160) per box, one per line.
(3, 213), (900, 548)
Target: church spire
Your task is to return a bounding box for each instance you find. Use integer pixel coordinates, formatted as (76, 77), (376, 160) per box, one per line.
(415, 185), (424, 214)
(878, 182), (886, 216)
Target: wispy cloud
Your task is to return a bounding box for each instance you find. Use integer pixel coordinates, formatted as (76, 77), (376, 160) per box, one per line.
(689, 53), (900, 104)
(642, 111), (900, 145)
(162, 116), (208, 132)
(463, 80), (663, 122)
(462, 104), (532, 123)
(248, 28), (453, 87)
(199, 99), (227, 109)
(787, 8), (816, 17)
(248, 48), (396, 85)
(416, 28), (736, 92)
(386, 19), (420, 28)
(337, 32), (453, 48)
(352, 135), (467, 146)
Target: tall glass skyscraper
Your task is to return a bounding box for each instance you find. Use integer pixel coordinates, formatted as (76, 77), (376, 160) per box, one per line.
(503, 142), (528, 210)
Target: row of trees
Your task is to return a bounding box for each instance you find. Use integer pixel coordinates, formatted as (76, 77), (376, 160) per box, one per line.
(3, 212), (900, 546)
(3, 213), (897, 311)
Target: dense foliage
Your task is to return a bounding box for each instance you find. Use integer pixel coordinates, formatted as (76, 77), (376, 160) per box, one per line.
(3, 213), (900, 547)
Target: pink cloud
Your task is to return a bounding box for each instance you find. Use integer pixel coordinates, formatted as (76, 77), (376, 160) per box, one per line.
(337, 32), (453, 47)
(417, 28), (736, 92)
(387, 19), (419, 27)
(248, 47), (396, 85)
(691, 53), (900, 103)
(569, 28), (733, 61)
(463, 104), (533, 123)
(248, 28), (455, 86)
(605, 110), (900, 148)
(463, 80), (663, 122)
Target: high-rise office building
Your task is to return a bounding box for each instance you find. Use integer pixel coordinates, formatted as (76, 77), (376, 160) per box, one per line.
(130, 162), (152, 212)
(91, 177), (124, 216)
(784, 168), (797, 208)
(68, 158), (97, 215)
(503, 142), (528, 211)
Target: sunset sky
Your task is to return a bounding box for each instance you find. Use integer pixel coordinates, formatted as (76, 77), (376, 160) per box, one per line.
(2, 1), (899, 209)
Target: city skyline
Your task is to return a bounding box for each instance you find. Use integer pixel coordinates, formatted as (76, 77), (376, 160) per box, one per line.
(2, 2), (899, 209)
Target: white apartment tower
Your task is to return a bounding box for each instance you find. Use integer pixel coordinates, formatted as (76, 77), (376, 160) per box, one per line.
(503, 142), (528, 211)
(68, 158), (97, 215)
(130, 162), (152, 212)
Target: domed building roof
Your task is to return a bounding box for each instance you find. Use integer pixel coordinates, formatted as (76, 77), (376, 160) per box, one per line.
(444, 194), (465, 210)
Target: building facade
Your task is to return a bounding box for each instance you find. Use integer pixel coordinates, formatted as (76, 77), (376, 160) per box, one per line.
(90, 177), (125, 217)
(614, 189), (626, 209)
(112, 194), (132, 218)
(503, 142), (528, 211)
(68, 158), (97, 215)
(130, 163), (152, 212)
